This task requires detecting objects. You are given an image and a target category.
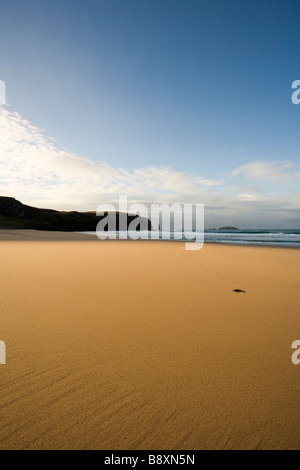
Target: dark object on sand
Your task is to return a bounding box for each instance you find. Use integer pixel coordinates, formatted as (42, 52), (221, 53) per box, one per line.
(233, 289), (247, 293)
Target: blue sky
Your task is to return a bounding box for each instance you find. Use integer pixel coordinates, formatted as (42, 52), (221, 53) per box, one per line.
(0, 0), (300, 227)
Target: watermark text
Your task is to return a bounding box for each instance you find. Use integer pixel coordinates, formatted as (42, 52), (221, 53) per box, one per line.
(0, 341), (6, 365)
(292, 340), (300, 365)
(96, 197), (204, 250)
(0, 80), (6, 105)
(291, 80), (300, 105)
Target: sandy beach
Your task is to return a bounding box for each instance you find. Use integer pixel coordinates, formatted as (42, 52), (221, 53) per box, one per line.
(0, 234), (299, 450)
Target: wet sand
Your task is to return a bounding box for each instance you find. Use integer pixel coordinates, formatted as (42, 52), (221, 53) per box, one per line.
(0, 237), (299, 450)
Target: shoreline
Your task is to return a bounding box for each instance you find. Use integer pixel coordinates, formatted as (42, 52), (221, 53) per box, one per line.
(0, 229), (299, 248)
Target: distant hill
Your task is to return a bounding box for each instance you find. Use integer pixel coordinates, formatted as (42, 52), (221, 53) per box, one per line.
(0, 197), (152, 232)
(219, 226), (239, 230)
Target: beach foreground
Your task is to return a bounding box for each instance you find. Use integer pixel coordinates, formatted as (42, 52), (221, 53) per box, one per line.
(0, 237), (299, 450)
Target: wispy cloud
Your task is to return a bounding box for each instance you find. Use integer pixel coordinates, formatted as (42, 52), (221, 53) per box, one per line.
(232, 161), (300, 182)
(0, 108), (222, 210)
(0, 107), (299, 228)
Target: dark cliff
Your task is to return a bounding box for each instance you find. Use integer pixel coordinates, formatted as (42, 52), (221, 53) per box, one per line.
(0, 197), (152, 232)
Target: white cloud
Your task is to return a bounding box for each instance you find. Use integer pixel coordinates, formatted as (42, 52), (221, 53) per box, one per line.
(232, 161), (300, 181)
(238, 193), (259, 201)
(0, 107), (299, 228)
(0, 108), (222, 210)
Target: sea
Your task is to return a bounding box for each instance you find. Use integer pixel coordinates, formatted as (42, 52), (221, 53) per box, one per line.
(83, 229), (300, 247)
(203, 229), (300, 247)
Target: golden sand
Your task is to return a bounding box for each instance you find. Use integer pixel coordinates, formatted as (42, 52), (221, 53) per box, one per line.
(0, 235), (299, 450)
